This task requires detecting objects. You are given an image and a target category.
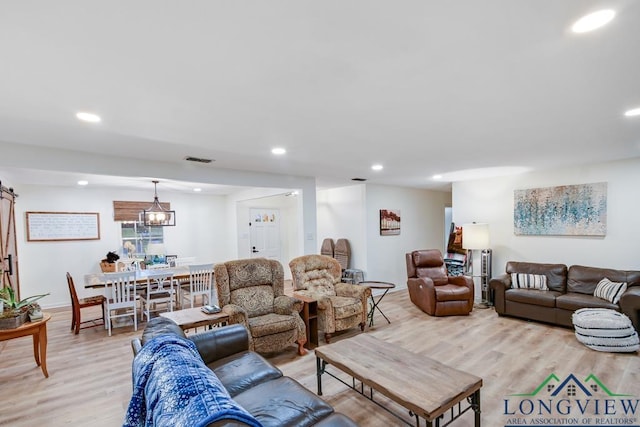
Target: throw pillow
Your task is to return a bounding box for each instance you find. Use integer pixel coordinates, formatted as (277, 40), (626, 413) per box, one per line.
(594, 278), (627, 304)
(511, 273), (548, 290)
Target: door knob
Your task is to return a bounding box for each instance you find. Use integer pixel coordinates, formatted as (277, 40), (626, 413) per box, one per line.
(252, 246), (259, 253)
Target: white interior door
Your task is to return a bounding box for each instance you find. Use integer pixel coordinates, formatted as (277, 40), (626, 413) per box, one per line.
(249, 208), (281, 260)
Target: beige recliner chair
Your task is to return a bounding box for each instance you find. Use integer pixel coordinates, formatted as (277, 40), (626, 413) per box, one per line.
(289, 254), (370, 343)
(215, 257), (307, 355)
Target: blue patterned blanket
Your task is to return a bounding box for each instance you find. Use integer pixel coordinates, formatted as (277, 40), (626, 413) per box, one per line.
(123, 334), (262, 427)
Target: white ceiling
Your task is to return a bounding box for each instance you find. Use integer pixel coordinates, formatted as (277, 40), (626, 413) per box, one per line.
(1, 1), (639, 194)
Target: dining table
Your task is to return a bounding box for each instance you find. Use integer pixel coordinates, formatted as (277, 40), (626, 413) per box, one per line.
(83, 266), (191, 289)
(84, 266), (194, 308)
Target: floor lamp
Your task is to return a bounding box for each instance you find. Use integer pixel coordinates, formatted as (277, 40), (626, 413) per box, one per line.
(462, 223), (492, 308)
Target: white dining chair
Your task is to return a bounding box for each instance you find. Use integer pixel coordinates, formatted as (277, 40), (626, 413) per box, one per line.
(140, 270), (175, 321)
(115, 258), (139, 272)
(173, 257), (197, 304)
(181, 263), (215, 308)
(146, 263), (170, 270)
(174, 257), (196, 267)
(104, 271), (138, 336)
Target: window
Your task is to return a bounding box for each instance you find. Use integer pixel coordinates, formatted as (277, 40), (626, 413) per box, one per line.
(121, 222), (164, 258)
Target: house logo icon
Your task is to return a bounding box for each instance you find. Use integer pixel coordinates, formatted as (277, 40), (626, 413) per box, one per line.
(503, 373), (639, 426)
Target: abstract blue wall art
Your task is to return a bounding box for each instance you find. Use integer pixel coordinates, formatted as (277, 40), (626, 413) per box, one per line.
(514, 183), (607, 236)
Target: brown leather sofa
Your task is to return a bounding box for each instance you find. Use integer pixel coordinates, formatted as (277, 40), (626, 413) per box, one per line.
(131, 318), (357, 427)
(405, 249), (474, 316)
(490, 261), (640, 332)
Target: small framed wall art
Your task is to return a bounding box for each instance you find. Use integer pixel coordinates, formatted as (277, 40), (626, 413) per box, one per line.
(380, 209), (401, 236)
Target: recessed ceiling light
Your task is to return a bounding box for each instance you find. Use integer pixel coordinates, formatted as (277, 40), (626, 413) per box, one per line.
(193, 188), (202, 192)
(77, 180), (88, 186)
(371, 164), (383, 171)
(571, 9), (615, 33)
(432, 174), (443, 180)
(271, 147), (286, 155)
(76, 111), (101, 123)
(624, 107), (640, 117)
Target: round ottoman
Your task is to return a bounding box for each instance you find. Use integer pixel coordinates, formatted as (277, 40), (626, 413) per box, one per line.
(572, 308), (639, 353)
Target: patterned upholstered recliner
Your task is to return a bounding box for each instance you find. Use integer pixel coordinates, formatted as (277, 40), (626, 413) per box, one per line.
(289, 254), (370, 343)
(214, 258), (307, 355)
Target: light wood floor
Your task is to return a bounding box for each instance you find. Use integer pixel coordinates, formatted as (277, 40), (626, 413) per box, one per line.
(1, 290), (638, 426)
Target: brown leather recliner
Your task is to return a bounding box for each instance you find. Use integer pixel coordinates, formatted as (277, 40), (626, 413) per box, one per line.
(406, 249), (474, 316)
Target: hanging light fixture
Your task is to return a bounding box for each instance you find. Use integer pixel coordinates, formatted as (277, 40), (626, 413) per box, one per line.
(141, 180), (176, 226)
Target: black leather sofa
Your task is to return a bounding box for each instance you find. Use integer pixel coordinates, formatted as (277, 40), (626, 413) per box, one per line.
(131, 318), (357, 427)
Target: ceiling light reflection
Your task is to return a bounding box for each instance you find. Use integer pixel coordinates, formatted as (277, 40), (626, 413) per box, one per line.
(436, 166), (531, 182)
(624, 108), (640, 117)
(76, 112), (101, 123)
(571, 10), (615, 33)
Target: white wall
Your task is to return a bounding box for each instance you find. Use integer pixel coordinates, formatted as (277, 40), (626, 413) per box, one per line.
(365, 185), (451, 289)
(452, 157), (640, 275)
(317, 185), (367, 271)
(1, 140), (319, 256)
(13, 185), (229, 308)
(317, 184), (451, 291)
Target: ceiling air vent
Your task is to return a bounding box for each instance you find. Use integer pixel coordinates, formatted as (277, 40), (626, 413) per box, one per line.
(184, 156), (214, 164)
(351, 177), (367, 182)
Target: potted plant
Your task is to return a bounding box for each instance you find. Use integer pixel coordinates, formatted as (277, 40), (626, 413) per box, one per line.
(0, 286), (49, 329)
(100, 251), (120, 272)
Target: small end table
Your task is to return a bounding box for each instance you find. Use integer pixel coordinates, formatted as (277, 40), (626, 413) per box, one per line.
(0, 313), (52, 378)
(359, 281), (395, 327)
(293, 294), (318, 349)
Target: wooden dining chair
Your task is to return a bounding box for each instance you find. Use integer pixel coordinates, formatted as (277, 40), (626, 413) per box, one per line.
(140, 270), (175, 321)
(181, 263), (215, 308)
(173, 257), (196, 301)
(104, 271), (139, 336)
(66, 272), (106, 335)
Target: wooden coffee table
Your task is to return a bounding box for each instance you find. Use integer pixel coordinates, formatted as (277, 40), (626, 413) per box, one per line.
(315, 334), (482, 426)
(160, 307), (228, 331)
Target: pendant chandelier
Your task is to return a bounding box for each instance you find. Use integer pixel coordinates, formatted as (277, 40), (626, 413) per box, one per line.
(141, 180), (175, 226)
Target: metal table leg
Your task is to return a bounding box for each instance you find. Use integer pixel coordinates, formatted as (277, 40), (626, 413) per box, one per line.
(368, 289), (391, 326)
